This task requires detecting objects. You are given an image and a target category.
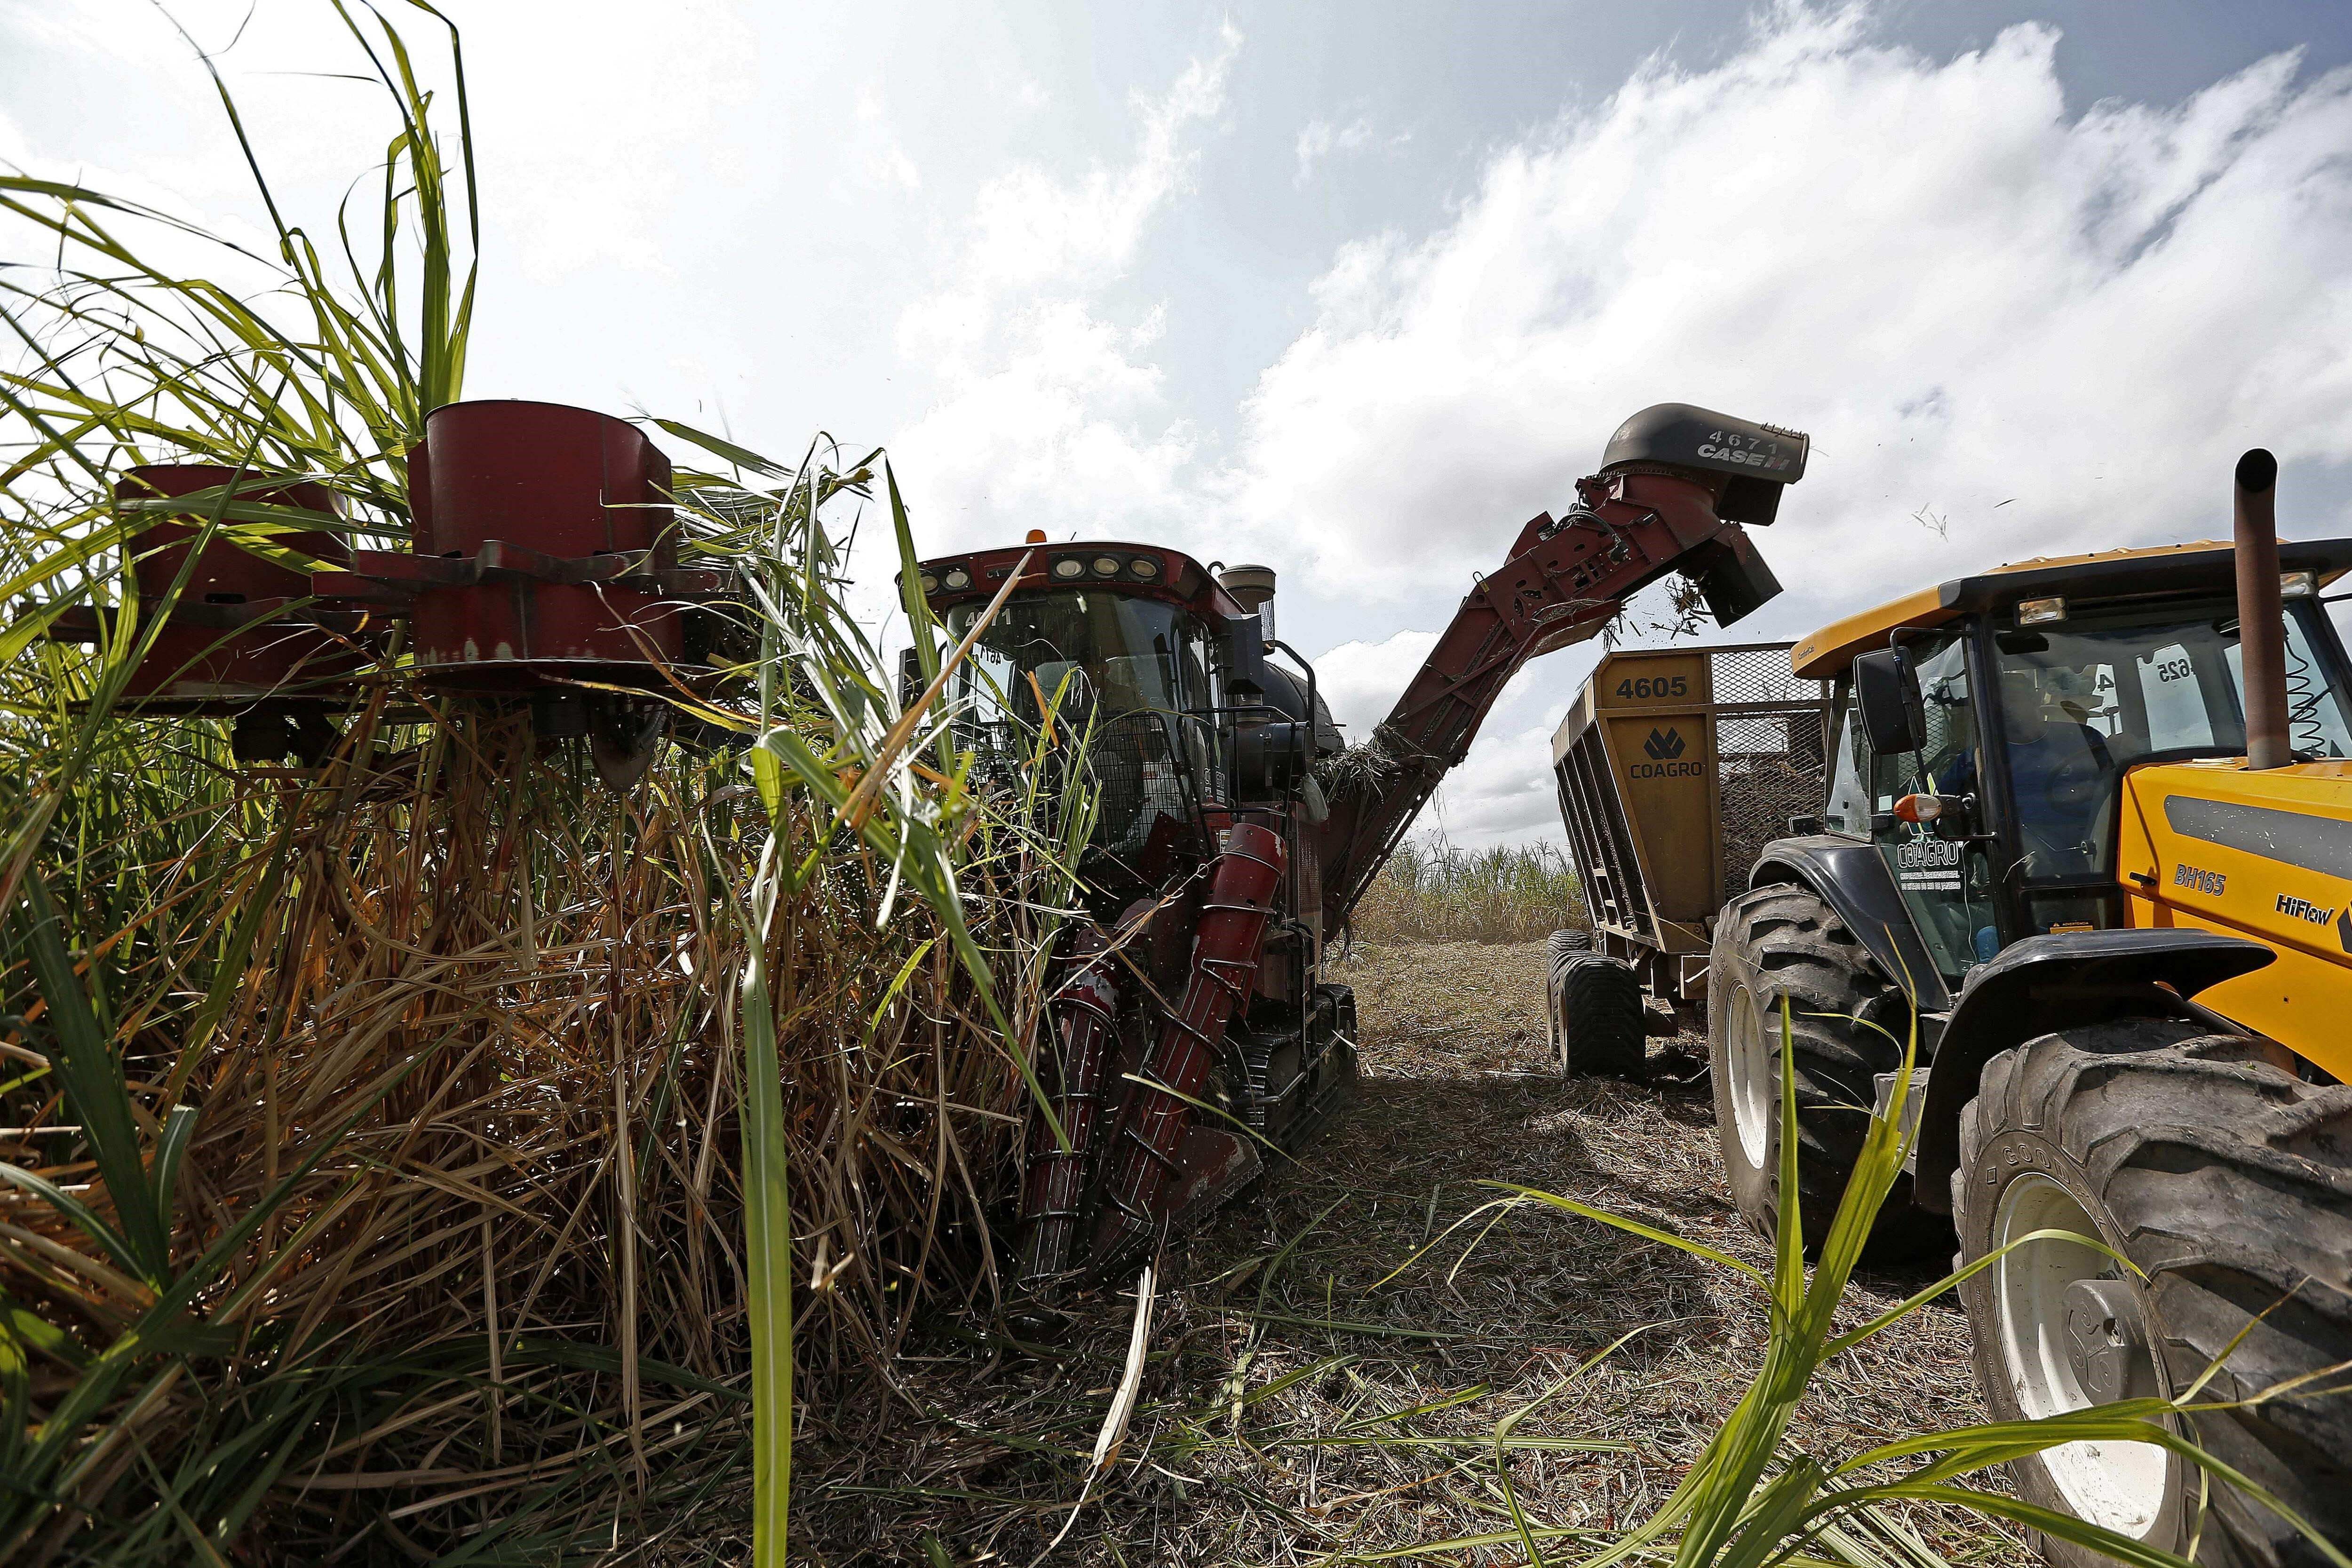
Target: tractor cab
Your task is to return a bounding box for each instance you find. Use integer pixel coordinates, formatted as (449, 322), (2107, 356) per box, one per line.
(907, 539), (1338, 906)
(1788, 537), (2352, 987)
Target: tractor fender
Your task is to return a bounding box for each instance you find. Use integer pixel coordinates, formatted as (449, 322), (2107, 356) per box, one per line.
(1746, 837), (1952, 1014)
(1909, 927), (2275, 1214)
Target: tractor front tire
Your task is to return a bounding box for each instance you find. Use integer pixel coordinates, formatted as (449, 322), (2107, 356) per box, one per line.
(1551, 952), (1644, 1079)
(1955, 1022), (2352, 1568)
(1706, 883), (1942, 1259)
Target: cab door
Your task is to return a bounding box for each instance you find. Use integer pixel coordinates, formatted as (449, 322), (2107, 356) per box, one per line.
(1827, 632), (2001, 985)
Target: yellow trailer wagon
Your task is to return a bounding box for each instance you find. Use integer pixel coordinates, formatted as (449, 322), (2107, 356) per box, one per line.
(1544, 641), (1827, 1073)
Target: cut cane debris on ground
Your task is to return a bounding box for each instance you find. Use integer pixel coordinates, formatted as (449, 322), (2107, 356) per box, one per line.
(789, 940), (2024, 1566)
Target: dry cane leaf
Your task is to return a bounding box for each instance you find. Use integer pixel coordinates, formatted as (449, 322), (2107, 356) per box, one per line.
(1030, 1263), (1156, 1566)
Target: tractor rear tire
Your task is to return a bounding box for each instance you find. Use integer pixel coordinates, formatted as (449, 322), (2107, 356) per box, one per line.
(1706, 883), (1943, 1259)
(1954, 1023), (2352, 1568)
(1552, 952), (1645, 1079)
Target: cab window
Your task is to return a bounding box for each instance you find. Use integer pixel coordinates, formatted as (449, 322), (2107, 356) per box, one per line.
(1993, 598), (2352, 883)
(1823, 682), (1871, 836)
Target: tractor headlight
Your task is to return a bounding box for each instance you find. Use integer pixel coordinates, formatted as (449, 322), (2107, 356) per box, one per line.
(2017, 596), (2067, 625)
(943, 566), (972, 591)
(2281, 570), (2319, 598)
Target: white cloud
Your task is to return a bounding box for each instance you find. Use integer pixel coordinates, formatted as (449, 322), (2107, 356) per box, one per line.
(890, 23), (1242, 545)
(1310, 627), (1439, 736)
(1312, 630), (1568, 850)
(1, 0), (758, 286)
(1242, 8), (2352, 843)
(463, 3), (759, 280)
(890, 300), (1194, 534)
(1295, 115), (1369, 183)
(856, 84), (922, 191)
(1420, 697), (1573, 847)
(1311, 626), (1570, 846)
(1231, 8), (2352, 620)
(1294, 113), (1407, 185)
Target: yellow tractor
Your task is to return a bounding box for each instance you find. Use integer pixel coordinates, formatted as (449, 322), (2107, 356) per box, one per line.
(1707, 451), (2351, 1566)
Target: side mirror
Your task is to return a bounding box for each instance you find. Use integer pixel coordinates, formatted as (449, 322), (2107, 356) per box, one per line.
(1218, 613), (1268, 700)
(1853, 647), (1925, 755)
(898, 646), (924, 710)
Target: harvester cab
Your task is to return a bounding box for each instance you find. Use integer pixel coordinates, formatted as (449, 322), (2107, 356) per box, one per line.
(909, 541), (1338, 912)
(1689, 450), (2352, 1567)
(910, 401), (1809, 1286)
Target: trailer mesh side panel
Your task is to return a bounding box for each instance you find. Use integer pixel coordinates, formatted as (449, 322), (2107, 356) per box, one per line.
(1708, 647), (1828, 904)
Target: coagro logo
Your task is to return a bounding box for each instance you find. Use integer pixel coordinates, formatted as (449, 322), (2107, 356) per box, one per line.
(1632, 726), (1703, 780)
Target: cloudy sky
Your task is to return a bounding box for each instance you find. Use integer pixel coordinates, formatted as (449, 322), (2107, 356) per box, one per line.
(9, 0), (2352, 845)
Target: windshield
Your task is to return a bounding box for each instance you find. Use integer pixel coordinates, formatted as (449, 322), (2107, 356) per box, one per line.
(949, 591), (1201, 724)
(1991, 598), (2352, 879)
(946, 590), (1214, 857)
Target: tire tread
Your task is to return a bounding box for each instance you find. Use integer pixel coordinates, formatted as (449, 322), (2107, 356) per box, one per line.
(1955, 1025), (2352, 1568)
(1555, 954), (1644, 1079)
(1707, 881), (1941, 1259)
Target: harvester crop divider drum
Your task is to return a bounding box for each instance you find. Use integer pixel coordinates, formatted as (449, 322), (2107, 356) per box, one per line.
(36, 464), (364, 762)
(32, 403), (740, 783)
(307, 399), (744, 785)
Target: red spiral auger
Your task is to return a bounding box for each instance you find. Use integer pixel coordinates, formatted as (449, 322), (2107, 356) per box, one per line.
(1090, 821), (1287, 1267)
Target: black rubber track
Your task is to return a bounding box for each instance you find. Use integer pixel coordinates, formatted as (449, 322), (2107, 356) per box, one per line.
(1553, 952), (1645, 1079)
(1955, 1023), (2352, 1568)
(1706, 882), (1944, 1259)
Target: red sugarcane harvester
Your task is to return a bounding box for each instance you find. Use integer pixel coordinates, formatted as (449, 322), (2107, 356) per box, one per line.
(906, 404), (1811, 1283)
(34, 396), (1809, 1286)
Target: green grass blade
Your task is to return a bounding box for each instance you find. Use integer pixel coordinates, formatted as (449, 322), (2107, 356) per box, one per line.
(6, 869), (168, 1278)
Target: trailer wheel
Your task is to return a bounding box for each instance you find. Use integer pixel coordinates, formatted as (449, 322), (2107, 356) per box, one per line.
(1546, 928), (1594, 966)
(1706, 883), (1941, 1258)
(1544, 929), (1594, 1060)
(1955, 1023), (2352, 1568)
(1551, 953), (1644, 1078)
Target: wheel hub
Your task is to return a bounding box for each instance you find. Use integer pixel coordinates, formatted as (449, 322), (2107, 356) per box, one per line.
(1992, 1171), (2171, 1538)
(1724, 981), (1772, 1167)
(2065, 1277), (2160, 1405)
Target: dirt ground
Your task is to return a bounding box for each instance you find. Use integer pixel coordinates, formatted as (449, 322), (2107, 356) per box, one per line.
(788, 941), (2027, 1566)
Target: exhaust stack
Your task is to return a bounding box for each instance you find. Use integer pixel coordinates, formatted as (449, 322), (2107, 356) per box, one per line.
(2234, 447), (2289, 771)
